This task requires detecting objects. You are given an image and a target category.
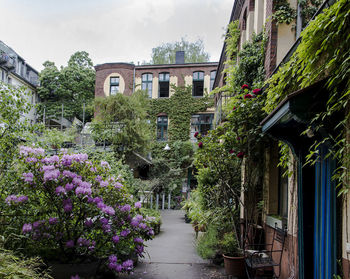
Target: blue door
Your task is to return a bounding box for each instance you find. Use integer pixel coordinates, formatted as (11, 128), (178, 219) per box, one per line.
(314, 146), (337, 279)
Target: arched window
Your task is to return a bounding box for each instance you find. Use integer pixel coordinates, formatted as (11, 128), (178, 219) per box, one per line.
(141, 73), (153, 98)
(159, 72), (170, 98)
(193, 71), (204, 97)
(157, 114), (168, 141)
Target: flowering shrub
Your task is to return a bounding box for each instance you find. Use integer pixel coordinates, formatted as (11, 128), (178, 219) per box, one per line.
(5, 146), (154, 274)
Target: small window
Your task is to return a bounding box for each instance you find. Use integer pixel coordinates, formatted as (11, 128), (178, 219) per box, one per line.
(190, 114), (213, 140)
(142, 73), (153, 98)
(210, 70), (216, 91)
(110, 76), (119, 95)
(159, 72), (170, 98)
(157, 116), (168, 141)
(193, 71), (204, 97)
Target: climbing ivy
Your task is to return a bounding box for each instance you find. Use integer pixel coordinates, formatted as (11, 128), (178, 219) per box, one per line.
(264, 0), (350, 193)
(298, 0), (323, 27)
(272, 0), (297, 24)
(148, 85), (214, 142)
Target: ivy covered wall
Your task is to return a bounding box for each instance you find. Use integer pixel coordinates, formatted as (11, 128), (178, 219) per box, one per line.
(148, 85), (214, 142)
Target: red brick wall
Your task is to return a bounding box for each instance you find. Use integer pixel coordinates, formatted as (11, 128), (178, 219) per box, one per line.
(94, 63), (135, 97)
(264, 224), (299, 279)
(264, 0), (278, 77)
(135, 64), (217, 87)
(343, 258), (350, 279)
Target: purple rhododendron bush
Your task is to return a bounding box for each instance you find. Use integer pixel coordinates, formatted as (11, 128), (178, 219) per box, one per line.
(4, 146), (154, 274)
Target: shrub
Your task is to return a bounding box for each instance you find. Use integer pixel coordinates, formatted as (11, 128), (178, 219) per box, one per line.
(196, 225), (219, 259)
(3, 146), (154, 274)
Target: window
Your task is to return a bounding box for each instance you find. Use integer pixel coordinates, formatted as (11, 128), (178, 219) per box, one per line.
(142, 73), (153, 98)
(193, 71), (204, 97)
(210, 70), (216, 91)
(190, 114), (213, 140)
(110, 76), (119, 95)
(159, 72), (170, 98)
(157, 115), (168, 141)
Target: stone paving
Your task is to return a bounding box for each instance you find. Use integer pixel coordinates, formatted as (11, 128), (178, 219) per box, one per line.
(118, 210), (226, 279)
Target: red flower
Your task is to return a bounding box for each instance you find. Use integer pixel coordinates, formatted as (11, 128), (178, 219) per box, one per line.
(229, 149), (235, 154)
(244, 94), (253, 99)
(194, 132), (199, 138)
(237, 152), (244, 159)
(252, 88), (261, 95)
(241, 84), (249, 90)
(233, 106), (236, 111)
(198, 142), (203, 148)
(237, 137), (241, 141)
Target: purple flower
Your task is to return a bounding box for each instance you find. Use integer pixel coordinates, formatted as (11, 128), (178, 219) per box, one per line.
(5, 195), (18, 205)
(109, 254), (118, 263)
(130, 218), (139, 227)
(65, 240), (74, 248)
(43, 169), (60, 182)
(134, 237), (143, 243)
(95, 175), (103, 182)
(41, 165), (55, 171)
(16, 196), (28, 203)
(135, 214), (143, 222)
(135, 245), (144, 256)
(120, 229), (130, 237)
(100, 218), (109, 225)
(22, 223), (32, 233)
(22, 172), (34, 183)
(19, 146), (44, 157)
(115, 264), (123, 272)
(108, 262), (118, 270)
(55, 186), (66, 195)
(122, 259), (133, 271)
(100, 181), (108, 187)
(62, 170), (77, 179)
(139, 223), (147, 230)
(102, 206), (115, 216)
(41, 155), (59, 164)
(148, 229), (155, 236)
(71, 275), (80, 279)
(85, 219), (93, 227)
(49, 217), (58, 225)
(134, 201), (142, 208)
(115, 182), (123, 189)
(63, 199), (72, 212)
(77, 238), (90, 246)
(97, 202), (106, 209)
(112, 235), (119, 244)
(120, 204), (131, 212)
(65, 183), (74, 191)
(101, 161), (110, 168)
(93, 197), (103, 204)
(75, 186), (91, 196)
(102, 223), (111, 233)
(33, 220), (43, 229)
(25, 157), (38, 164)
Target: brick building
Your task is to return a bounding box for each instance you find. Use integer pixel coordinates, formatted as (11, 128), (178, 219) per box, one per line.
(94, 53), (218, 142)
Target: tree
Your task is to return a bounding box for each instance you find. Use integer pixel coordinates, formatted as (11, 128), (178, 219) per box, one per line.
(37, 51), (95, 123)
(92, 90), (151, 158)
(151, 38), (210, 64)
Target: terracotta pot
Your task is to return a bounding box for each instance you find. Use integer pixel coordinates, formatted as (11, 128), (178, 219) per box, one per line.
(50, 261), (99, 279)
(223, 254), (246, 278)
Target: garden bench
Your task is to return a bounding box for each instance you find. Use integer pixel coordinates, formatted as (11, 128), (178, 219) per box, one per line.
(244, 223), (287, 278)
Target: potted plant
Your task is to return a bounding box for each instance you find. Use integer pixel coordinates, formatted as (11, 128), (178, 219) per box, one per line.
(220, 231), (245, 278)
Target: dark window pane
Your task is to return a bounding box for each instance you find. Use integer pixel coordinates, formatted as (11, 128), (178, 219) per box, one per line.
(159, 81), (169, 97)
(193, 80), (204, 96)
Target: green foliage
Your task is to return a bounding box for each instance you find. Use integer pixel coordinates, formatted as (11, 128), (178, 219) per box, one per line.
(272, 0), (297, 24)
(219, 231), (240, 256)
(196, 225), (219, 259)
(93, 90), (151, 158)
(0, 83), (34, 190)
(224, 21), (240, 62)
(264, 0), (350, 191)
(151, 38), (209, 64)
(37, 51), (95, 122)
(0, 249), (52, 279)
(212, 32), (266, 98)
(148, 140), (194, 194)
(298, 0), (323, 27)
(149, 85), (213, 141)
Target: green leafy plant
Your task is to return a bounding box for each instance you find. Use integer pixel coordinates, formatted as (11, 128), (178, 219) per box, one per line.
(273, 0), (297, 24)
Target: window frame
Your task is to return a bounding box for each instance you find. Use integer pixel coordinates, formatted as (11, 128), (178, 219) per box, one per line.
(157, 115), (168, 141)
(192, 71), (205, 97)
(190, 113), (214, 139)
(210, 70), (216, 92)
(158, 72), (170, 98)
(142, 73), (153, 98)
(109, 76), (120, 95)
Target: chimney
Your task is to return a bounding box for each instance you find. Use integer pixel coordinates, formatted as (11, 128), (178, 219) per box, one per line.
(175, 51), (185, 64)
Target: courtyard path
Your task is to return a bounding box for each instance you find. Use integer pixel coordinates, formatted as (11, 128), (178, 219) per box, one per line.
(119, 210), (225, 279)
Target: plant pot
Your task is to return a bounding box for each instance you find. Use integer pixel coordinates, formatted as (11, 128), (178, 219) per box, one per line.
(223, 254), (246, 278)
(50, 261), (99, 279)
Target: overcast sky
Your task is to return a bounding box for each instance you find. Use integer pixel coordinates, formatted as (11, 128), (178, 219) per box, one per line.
(0, 0), (233, 72)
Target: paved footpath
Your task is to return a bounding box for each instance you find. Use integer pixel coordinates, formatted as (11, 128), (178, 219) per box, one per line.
(119, 210), (226, 279)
